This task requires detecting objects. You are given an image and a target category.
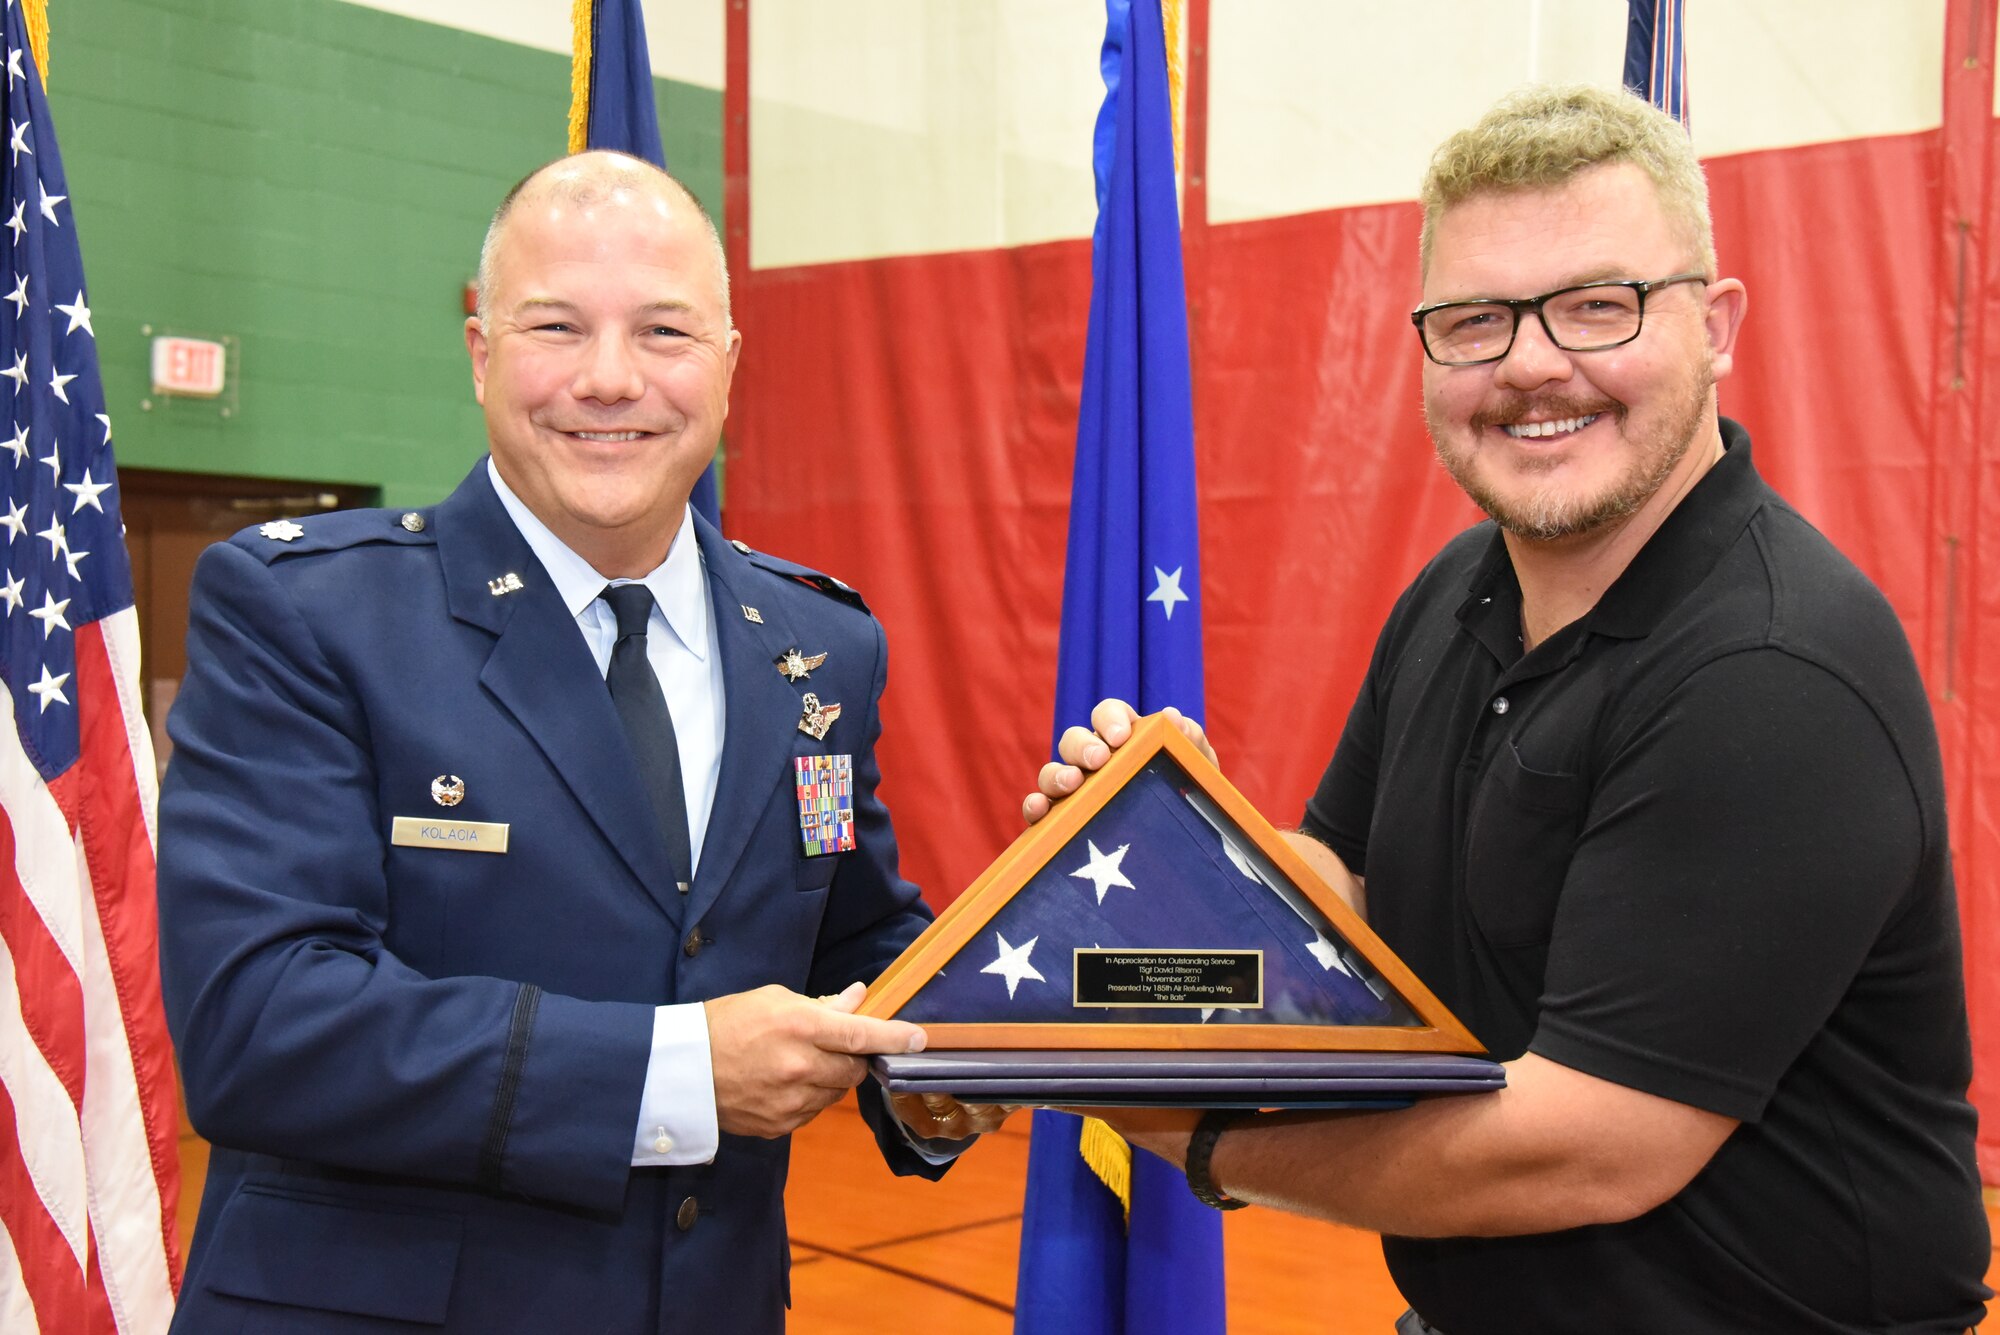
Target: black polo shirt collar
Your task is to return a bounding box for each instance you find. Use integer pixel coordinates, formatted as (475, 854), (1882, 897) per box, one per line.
(1455, 418), (1765, 667)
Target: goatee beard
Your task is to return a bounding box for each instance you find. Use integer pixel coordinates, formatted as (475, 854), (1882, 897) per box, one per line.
(1428, 374), (1708, 542)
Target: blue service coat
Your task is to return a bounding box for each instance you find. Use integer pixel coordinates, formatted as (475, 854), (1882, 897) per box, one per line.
(157, 461), (942, 1333)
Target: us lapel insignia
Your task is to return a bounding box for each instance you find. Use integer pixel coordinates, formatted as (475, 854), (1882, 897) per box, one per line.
(775, 647), (828, 682)
(430, 774), (465, 807)
(741, 605), (764, 624)
(488, 572), (524, 596)
(794, 753), (857, 855)
(259, 519), (305, 542)
(798, 691), (843, 741)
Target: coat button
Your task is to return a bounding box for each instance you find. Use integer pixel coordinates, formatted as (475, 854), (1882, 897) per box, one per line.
(1491, 696), (1510, 716)
(399, 511), (426, 533)
(684, 927), (705, 957)
(676, 1196), (700, 1231)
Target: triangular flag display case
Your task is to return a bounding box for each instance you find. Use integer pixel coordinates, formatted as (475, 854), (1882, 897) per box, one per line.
(861, 713), (1485, 1056)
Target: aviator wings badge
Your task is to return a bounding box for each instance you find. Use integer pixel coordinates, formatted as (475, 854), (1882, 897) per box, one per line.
(797, 692), (842, 741)
(775, 647), (828, 682)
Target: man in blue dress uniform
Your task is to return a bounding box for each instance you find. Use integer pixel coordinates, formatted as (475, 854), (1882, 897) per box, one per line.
(157, 151), (984, 1333)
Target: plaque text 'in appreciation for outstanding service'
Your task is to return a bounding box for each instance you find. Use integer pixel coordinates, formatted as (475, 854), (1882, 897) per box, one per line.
(1072, 949), (1264, 1009)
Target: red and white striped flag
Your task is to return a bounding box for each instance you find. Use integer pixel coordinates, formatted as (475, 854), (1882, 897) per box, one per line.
(0, 7), (182, 1332)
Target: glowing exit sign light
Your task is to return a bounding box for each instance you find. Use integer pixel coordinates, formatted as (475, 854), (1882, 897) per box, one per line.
(150, 335), (227, 397)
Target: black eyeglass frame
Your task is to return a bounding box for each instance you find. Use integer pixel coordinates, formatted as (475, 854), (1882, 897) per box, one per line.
(1410, 271), (1710, 366)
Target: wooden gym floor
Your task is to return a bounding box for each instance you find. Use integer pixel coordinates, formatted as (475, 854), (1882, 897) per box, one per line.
(177, 1096), (2000, 1331)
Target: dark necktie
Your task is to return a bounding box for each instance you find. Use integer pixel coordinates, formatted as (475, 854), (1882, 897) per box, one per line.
(600, 583), (694, 891)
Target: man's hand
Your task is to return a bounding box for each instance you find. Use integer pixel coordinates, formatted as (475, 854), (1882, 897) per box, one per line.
(888, 1093), (1016, 1141)
(705, 982), (927, 1139)
(1022, 698), (1217, 824)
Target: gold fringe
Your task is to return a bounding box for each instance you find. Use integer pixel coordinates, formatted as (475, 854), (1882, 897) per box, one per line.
(566, 0), (593, 155)
(1079, 1116), (1133, 1223)
(1162, 0), (1185, 181)
(23, 0), (48, 84)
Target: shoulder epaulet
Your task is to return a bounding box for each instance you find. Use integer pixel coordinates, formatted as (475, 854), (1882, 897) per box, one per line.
(232, 507), (437, 563)
(730, 539), (870, 614)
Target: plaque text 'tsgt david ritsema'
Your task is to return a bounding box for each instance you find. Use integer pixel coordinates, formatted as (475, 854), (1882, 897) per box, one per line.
(1072, 949), (1263, 1009)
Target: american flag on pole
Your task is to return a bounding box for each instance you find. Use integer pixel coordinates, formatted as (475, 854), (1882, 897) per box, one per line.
(1623, 0), (1688, 126)
(0, 5), (182, 1332)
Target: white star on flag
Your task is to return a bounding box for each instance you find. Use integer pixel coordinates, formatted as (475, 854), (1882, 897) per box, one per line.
(1069, 839), (1135, 904)
(1306, 932), (1354, 976)
(6, 118), (26, 164)
(95, 412), (110, 444)
(37, 440), (56, 479)
(53, 290), (89, 336)
(0, 570), (21, 614)
(4, 200), (21, 244)
(64, 468), (108, 512)
(980, 932), (1045, 999)
(2, 422), (23, 463)
(47, 365), (72, 402)
(37, 181), (61, 224)
(27, 588), (65, 637)
(3, 270), (22, 314)
(0, 498), (22, 540)
(27, 663), (69, 712)
(61, 543), (86, 580)
(33, 512), (60, 558)
(1147, 564), (1189, 620)
(5, 47), (18, 86)
(1, 350), (23, 388)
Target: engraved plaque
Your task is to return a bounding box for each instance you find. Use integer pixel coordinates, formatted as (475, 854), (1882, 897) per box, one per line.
(1074, 948), (1263, 1009)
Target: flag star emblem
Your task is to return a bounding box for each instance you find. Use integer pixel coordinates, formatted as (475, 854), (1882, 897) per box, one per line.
(37, 182), (62, 225)
(0, 570), (20, 613)
(27, 663), (69, 712)
(53, 291), (90, 337)
(1147, 564), (1189, 620)
(28, 589), (67, 637)
(47, 367), (72, 403)
(1069, 839), (1136, 905)
(0, 351), (23, 388)
(4, 201), (21, 244)
(34, 513), (61, 558)
(2, 271), (22, 314)
(61, 545), (86, 580)
(64, 469), (108, 512)
(95, 413), (110, 445)
(5, 46), (18, 85)
(0, 498), (22, 540)
(6, 118), (27, 164)
(37, 442), (56, 479)
(2, 422), (23, 463)
(981, 932), (1045, 999)
(1306, 933), (1353, 976)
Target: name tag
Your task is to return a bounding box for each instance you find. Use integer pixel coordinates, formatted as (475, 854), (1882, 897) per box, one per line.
(391, 816), (510, 854)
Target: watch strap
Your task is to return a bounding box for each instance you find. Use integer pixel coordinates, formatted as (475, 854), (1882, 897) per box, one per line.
(1185, 1109), (1249, 1210)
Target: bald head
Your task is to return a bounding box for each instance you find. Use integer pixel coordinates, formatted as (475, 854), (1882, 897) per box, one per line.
(475, 151), (730, 328)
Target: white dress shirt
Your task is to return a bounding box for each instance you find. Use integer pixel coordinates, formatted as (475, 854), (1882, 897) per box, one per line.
(489, 460), (722, 1167)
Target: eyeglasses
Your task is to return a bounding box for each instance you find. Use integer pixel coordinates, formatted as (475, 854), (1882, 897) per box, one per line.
(1410, 272), (1709, 366)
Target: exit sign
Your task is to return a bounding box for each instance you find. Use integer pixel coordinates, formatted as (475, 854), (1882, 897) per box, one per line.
(150, 336), (227, 397)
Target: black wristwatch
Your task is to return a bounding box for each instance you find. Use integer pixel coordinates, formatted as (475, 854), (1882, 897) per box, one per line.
(1185, 1110), (1249, 1210)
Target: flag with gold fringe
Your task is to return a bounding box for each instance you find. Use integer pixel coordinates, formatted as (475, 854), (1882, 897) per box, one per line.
(1012, 1), (1225, 1331)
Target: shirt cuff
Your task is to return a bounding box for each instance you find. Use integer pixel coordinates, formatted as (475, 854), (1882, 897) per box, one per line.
(631, 1003), (719, 1166)
(880, 1085), (971, 1165)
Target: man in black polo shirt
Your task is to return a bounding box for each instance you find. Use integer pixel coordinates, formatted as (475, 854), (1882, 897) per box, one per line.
(1028, 85), (1991, 1331)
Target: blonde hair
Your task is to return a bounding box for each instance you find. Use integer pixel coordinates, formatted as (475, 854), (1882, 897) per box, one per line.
(1420, 84), (1714, 278)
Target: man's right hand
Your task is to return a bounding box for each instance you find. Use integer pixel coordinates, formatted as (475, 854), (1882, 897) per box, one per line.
(704, 982), (926, 1139)
(1022, 698), (1217, 825)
